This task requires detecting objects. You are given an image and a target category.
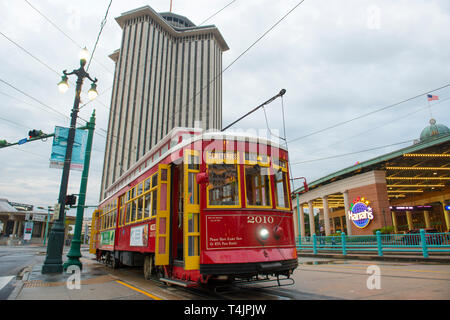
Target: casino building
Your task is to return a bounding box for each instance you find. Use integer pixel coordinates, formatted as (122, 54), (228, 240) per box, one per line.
(292, 118), (450, 237)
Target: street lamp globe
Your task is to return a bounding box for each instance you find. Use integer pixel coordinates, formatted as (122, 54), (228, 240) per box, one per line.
(88, 82), (98, 100)
(79, 47), (89, 63)
(57, 75), (69, 93)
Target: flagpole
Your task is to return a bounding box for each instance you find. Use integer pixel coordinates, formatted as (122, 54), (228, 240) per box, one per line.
(427, 99), (433, 119)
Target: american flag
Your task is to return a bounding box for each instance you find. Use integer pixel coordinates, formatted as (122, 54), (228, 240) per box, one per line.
(427, 94), (439, 101)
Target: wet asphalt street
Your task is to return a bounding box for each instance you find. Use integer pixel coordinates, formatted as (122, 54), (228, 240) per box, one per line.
(0, 246), (44, 299)
(2, 246), (450, 300)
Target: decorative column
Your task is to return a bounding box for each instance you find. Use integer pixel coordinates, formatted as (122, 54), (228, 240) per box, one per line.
(441, 197), (450, 232)
(391, 211), (398, 233)
(293, 197), (299, 239)
(12, 219), (18, 237)
(406, 211), (414, 231)
(423, 210), (431, 229)
(322, 196), (331, 236)
(308, 200), (316, 236)
(343, 190), (352, 235)
(298, 201), (306, 238)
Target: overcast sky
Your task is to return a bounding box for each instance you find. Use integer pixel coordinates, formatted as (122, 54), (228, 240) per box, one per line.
(0, 0), (449, 218)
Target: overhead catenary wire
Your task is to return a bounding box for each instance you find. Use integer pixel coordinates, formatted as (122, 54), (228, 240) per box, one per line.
(169, 0), (308, 126)
(86, 0), (113, 72)
(301, 95), (450, 157)
(0, 31), (60, 76)
(198, 0), (238, 26)
(288, 82), (450, 144)
(290, 139), (414, 165)
(23, 0), (114, 75)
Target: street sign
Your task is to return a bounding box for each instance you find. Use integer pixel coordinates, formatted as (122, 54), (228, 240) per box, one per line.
(18, 138), (28, 145)
(53, 203), (60, 221)
(24, 221), (34, 241)
(33, 214), (46, 222)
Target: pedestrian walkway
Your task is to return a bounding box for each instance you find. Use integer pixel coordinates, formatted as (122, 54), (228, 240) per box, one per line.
(9, 251), (154, 300)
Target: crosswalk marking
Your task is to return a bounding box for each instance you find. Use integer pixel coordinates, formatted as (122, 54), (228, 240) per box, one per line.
(0, 276), (14, 291)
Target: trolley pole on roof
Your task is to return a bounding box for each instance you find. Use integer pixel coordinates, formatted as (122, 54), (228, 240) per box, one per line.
(64, 110), (96, 271)
(221, 89), (286, 132)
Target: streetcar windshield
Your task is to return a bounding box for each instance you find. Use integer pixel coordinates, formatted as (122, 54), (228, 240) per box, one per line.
(273, 159), (290, 209)
(206, 151), (240, 207)
(208, 163), (240, 206)
(244, 152), (272, 208)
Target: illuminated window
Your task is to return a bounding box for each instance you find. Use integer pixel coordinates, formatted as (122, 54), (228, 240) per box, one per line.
(244, 153), (271, 207)
(144, 192), (151, 219)
(207, 152), (240, 207)
(273, 160), (290, 209)
(245, 165), (271, 207)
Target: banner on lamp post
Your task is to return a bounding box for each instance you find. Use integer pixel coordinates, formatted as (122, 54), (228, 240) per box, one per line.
(49, 126), (87, 171)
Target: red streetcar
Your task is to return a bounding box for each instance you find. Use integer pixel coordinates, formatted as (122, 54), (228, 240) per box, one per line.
(90, 127), (298, 286)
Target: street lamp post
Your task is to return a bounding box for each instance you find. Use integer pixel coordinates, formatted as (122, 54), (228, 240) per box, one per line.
(42, 48), (98, 274)
(64, 110), (96, 270)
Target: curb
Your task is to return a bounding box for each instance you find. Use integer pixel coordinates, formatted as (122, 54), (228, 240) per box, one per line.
(7, 265), (32, 300)
(297, 252), (450, 264)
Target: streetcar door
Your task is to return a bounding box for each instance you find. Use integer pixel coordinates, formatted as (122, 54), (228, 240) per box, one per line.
(183, 150), (200, 270)
(155, 164), (171, 266)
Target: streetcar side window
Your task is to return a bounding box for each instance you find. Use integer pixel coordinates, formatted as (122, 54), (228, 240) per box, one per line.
(273, 160), (290, 210)
(144, 192), (151, 219)
(152, 188), (158, 217)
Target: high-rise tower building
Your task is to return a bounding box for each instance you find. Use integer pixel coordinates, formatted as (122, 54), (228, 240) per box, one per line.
(100, 5), (229, 201)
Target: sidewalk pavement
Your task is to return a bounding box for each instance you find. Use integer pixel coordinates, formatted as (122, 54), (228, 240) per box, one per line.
(8, 250), (144, 300)
(8, 248), (450, 300)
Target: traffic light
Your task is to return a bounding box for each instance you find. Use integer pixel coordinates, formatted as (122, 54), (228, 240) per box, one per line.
(28, 129), (43, 139)
(65, 194), (77, 206)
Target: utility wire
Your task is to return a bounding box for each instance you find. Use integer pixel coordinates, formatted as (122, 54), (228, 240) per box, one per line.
(169, 0), (307, 126)
(290, 139), (414, 165)
(87, 0), (113, 71)
(198, 0), (238, 26)
(23, 0), (113, 75)
(288, 82), (450, 144)
(0, 77), (69, 121)
(302, 95), (450, 157)
(0, 77), (109, 141)
(0, 31), (60, 76)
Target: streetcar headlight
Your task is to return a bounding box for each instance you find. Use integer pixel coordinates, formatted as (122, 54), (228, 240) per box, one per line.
(259, 227), (269, 241)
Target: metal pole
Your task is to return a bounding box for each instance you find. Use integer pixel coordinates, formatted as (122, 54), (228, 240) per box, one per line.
(221, 89), (286, 132)
(42, 54), (96, 274)
(64, 110), (95, 270)
(43, 207), (51, 246)
(42, 73), (83, 274)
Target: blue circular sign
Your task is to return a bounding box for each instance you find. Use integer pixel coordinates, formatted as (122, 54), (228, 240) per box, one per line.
(349, 198), (374, 229)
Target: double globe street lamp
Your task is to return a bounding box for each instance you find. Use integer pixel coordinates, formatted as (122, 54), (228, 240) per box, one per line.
(42, 47), (98, 274)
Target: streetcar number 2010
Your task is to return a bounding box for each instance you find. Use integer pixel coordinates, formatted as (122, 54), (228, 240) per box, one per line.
(247, 216), (274, 224)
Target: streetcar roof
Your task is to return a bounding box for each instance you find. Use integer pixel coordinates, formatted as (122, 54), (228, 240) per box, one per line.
(101, 127), (287, 205)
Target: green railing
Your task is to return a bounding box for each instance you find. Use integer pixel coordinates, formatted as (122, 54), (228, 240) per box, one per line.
(296, 230), (450, 258)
